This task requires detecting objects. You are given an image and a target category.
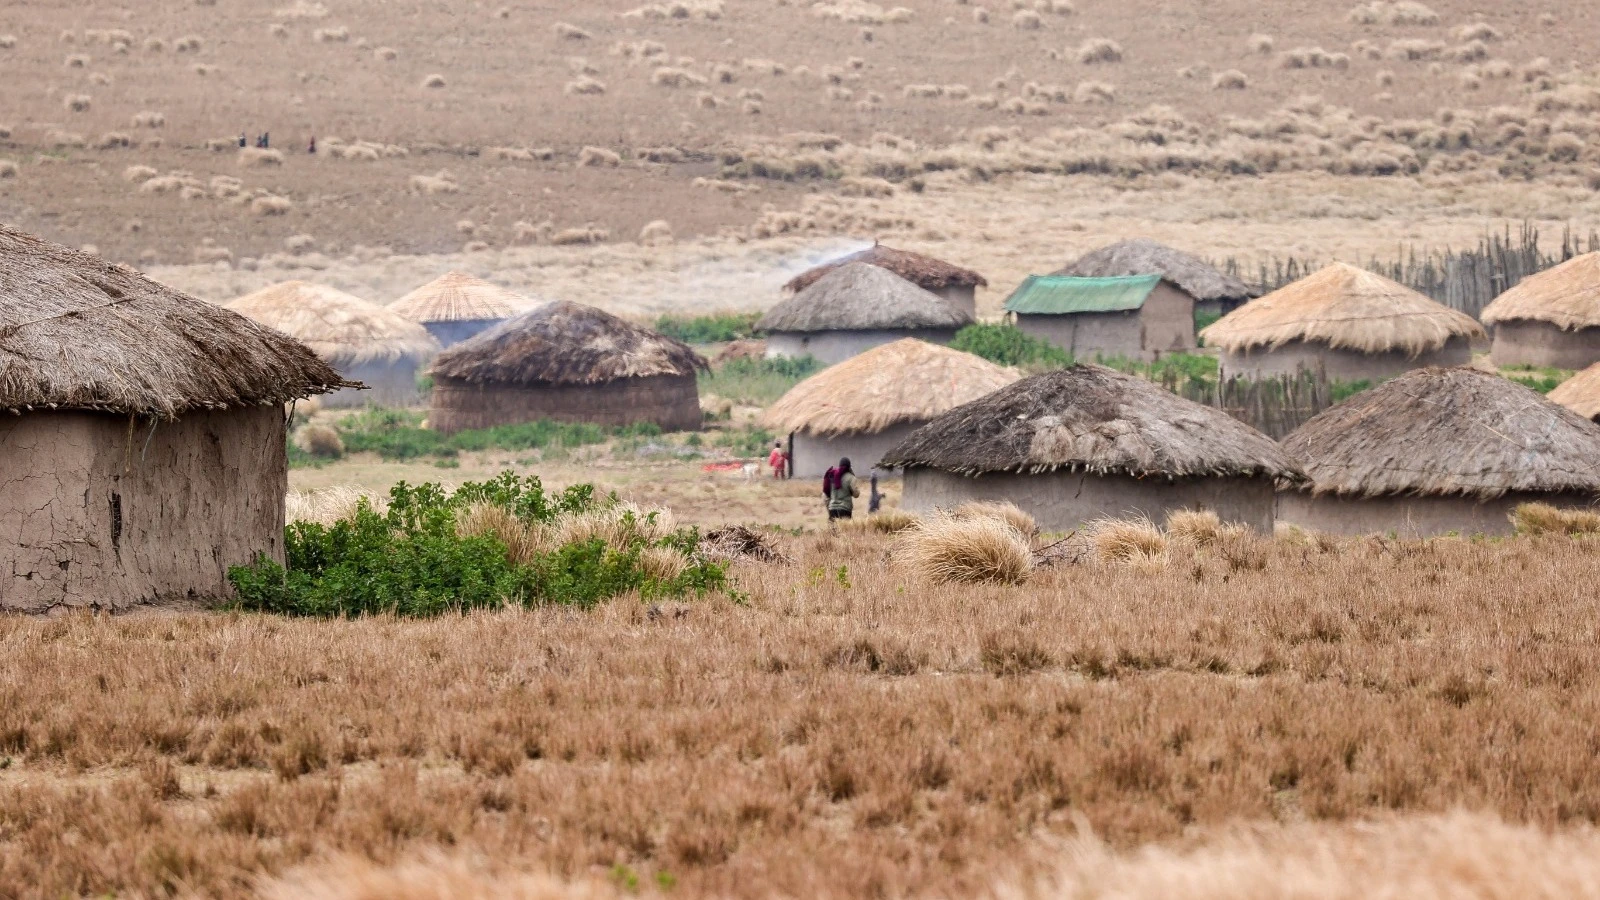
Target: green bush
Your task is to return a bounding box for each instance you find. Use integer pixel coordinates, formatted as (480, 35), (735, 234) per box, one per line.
(1194, 307), (1225, 338)
(713, 425), (777, 457)
(699, 355), (823, 406)
(655, 312), (761, 344)
(1501, 365), (1572, 395)
(227, 473), (727, 617)
(325, 408), (663, 462)
(949, 323), (1073, 370)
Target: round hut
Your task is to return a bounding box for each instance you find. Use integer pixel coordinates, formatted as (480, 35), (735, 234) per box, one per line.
(1549, 361), (1600, 421)
(429, 301), (708, 434)
(230, 281), (439, 408)
(0, 225), (347, 612)
(879, 365), (1303, 532)
(1481, 252), (1600, 369)
(1201, 263), (1483, 382)
(1278, 367), (1600, 537)
(1054, 237), (1256, 319)
(784, 242), (987, 317)
(390, 271), (534, 347)
(759, 262), (975, 365)
(762, 339), (1020, 478)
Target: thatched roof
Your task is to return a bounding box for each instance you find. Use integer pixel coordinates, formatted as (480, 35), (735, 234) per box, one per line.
(1549, 362), (1600, 421)
(230, 281), (440, 369)
(431, 300), (708, 386)
(762, 339), (1020, 437)
(1282, 367), (1600, 499)
(1480, 252), (1600, 331)
(390, 271), (533, 324)
(879, 364), (1304, 481)
(1053, 238), (1254, 303)
(1200, 263), (1484, 355)
(784, 243), (988, 294)
(759, 263), (974, 334)
(0, 225), (350, 419)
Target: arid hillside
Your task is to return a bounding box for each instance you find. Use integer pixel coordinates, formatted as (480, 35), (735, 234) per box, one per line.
(1, 0), (1598, 278)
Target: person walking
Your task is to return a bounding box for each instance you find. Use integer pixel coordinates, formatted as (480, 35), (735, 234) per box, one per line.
(825, 457), (859, 522)
(768, 440), (787, 479)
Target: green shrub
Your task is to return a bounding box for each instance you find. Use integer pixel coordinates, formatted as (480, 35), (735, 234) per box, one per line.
(1501, 365), (1571, 395)
(1194, 307), (1224, 338)
(334, 408), (662, 461)
(699, 355), (823, 406)
(655, 312), (761, 344)
(949, 323), (1073, 370)
(713, 425), (776, 457)
(227, 472), (726, 617)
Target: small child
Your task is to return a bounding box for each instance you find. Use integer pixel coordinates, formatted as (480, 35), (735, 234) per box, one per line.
(768, 441), (788, 479)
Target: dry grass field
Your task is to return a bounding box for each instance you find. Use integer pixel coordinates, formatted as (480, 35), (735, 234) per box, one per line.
(5, 527), (1600, 897)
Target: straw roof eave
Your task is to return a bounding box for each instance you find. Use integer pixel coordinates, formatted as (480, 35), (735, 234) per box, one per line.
(390, 271), (533, 324)
(784, 243), (988, 293)
(759, 263), (973, 333)
(1480, 253), (1600, 331)
(761, 339), (1019, 436)
(230, 281), (440, 368)
(431, 300), (708, 387)
(1053, 238), (1254, 303)
(1281, 366), (1600, 500)
(0, 227), (352, 419)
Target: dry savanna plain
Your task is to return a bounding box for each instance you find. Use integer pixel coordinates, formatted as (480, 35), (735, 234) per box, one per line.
(8, 0), (1600, 896)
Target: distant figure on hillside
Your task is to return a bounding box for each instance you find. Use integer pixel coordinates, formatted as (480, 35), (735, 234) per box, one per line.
(824, 457), (859, 522)
(769, 440), (788, 479)
(238, 132), (247, 148)
(308, 136), (316, 154)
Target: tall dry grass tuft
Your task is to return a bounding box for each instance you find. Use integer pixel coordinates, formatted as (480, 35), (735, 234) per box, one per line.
(457, 502), (551, 566)
(838, 509), (919, 535)
(293, 423), (344, 459)
(1165, 509), (1223, 546)
(953, 501), (1037, 538)
(1088, 516), (1167, 564)
(1511, 502), (1600, 536)
(553, 502), (677, 551)
(260, 853), (618, 900)
(285, 485), (387, 526)
(897, 513), (1033, 584)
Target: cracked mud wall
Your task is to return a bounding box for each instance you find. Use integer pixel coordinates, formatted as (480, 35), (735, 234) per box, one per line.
(1, 407), (286, 613)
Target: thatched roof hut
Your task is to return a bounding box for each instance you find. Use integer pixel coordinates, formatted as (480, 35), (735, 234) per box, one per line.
(784, 242), (987, 316)
(230, 280), (440, 407)
(1279, 367), (1600, 536)
(429, 300), (709, 434)
(0, 224), (347, 612)
(1481, 253), (1600, 369)
(1053, 238), (1255, 314)
(1548, 362), (1600, 421)
(880, 365), (1303, 530)
(762, 339), (1019, 477)
(1200, 263), (1483, 382)
(390, 271), (535, 347)
(759, 262), (974, 365)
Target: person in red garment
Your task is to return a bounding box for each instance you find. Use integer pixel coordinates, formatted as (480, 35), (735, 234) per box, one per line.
(768, 440), (788, 479)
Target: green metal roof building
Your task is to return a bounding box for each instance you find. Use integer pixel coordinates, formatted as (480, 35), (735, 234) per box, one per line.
(1003, 273), (1197, 362)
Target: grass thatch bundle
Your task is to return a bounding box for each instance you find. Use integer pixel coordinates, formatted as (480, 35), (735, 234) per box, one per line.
(1088, 516), (1168, 564)
(1165, 508), (1224, 545)
(0, 225), (348, 418)
(1548, 361), (1600, 421)
(231, 281), (440, 369)
(1283, 367), (1600, 500)
(390, 271), (533, 324)
(1054, 238), (1254, 305)
(1511, 502), (1600, 536)
(881, 365), (1305, 481)
(762, 339), (1018, 437)
(758, 263), (973, 334)
(783, 242), (987, 294)
(1480, 252), (1600, 332)
(1201, 263), (1483, 355)
(837, 509), (919, 535)
(431, 301), (706, 386)
(952, 500), (1037, 537)
(896, 513), (1033, 584)
(285, 486), (388, 526)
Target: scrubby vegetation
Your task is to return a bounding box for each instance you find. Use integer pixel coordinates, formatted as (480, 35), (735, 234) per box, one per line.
(228, 472), (726, 616)
(699, 355), (822, 405)
(949, 322), (1073, 369)
(655, 311), (760, 344)
(1502, 365), (1572, 394)
(294, 408), (663, 463)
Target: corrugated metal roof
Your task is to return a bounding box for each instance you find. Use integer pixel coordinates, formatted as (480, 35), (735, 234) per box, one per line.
(1003, 274), (1161, 315)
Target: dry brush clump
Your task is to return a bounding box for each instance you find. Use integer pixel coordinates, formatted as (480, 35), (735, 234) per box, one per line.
(896, 511), (1034, 584)
(1076, 37), (1122, 64)
(1511, 502), (1600, 536)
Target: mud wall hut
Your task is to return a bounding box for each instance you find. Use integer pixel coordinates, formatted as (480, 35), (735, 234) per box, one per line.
(1200, 263), (1482, 382)
(1481, 252), (1600, 369)
(762, 339), (1019, 478)
(1004, 274), (1195, 362)
(784, 242), (987, 317)
(429, 301), (708, 434)
(879, 365), (1303, 532)
(0, 226), (347, 612)
(1278, 367), (1600, 537)
(760, 263), (974, 365)
(1054, 238), (1256, 320)
(390, 271), (535, 347)
(230, 281), (439, 408)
